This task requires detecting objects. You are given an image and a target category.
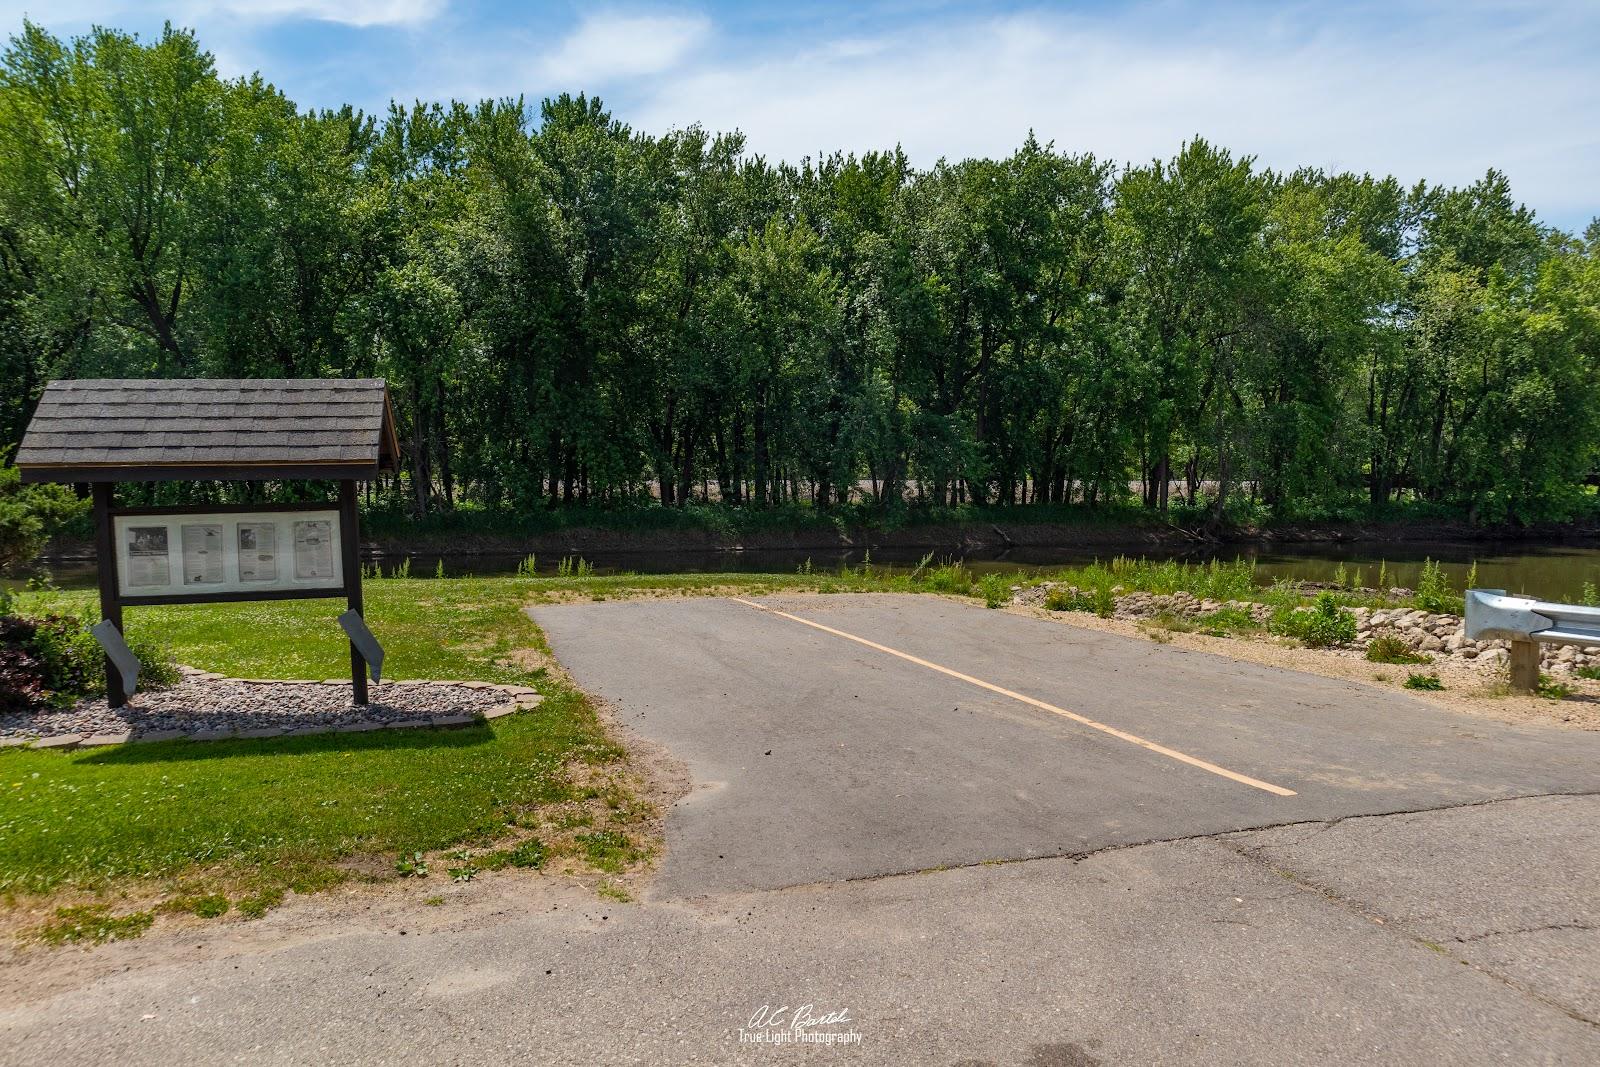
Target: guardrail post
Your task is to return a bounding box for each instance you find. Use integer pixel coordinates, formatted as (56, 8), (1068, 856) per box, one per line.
(1509, 638), (1540, 693)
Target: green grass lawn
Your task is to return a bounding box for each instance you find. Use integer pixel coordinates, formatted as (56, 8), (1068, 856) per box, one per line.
(2, 577), (646, 940)
(15, 575), (551, 682)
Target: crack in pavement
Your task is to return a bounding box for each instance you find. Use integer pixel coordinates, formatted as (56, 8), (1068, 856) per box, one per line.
(671, 787), (1600, 899)
(1454, 922), (1600, 944)
(1208, 802), (1600, 1034)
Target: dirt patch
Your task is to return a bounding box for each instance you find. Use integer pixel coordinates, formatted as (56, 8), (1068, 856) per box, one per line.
(1008, 604), (1600, 731)
(0, 859), (618, 1007)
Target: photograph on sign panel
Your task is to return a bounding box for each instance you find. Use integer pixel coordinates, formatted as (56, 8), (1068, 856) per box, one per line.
(181, 523), (225, 585)
(124, 525), (171, 588)
(237, 522), (278, 582)
(293, 519), (335, 581)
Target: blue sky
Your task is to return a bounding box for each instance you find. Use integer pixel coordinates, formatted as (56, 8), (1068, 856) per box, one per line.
(3, 1), (1596, 231)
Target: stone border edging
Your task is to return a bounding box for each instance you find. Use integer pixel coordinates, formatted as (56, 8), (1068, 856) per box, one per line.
(0, 677), (544, 752)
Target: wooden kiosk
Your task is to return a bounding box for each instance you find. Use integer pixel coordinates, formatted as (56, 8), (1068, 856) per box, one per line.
(15, 378), (400, 707)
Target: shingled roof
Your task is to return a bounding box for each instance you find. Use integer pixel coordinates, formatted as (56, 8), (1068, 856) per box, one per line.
(15, 379), (400, 482)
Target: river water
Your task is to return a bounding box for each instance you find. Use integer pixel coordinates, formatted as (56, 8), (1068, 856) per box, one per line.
(17, 539), (1600, 602)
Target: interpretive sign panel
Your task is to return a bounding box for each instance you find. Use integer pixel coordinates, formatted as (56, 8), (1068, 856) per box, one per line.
(113, 510), (343, 599)
(124, 526), (171, 588)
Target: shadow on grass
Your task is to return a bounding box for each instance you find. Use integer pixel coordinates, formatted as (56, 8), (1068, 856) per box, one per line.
(77, 722), (499, 765)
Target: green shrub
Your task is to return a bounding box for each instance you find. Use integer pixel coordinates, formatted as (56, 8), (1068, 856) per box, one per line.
(976, 573), (1014, 609)
(30, 614), (104, 701)
(1536, 676), (1573, 700)
(1197, 605), (1260, 636)
(0, 466), (90, 576)
(1274, 593), (1357, 648)
(1043, 585), (1093, 613)
(920, 563), (973, 595)
(1403, 673), (1444, 691)
(1365, 633), (1431, 665)
(19, 612), (180, 705)
(1415, 558), (1463, 614)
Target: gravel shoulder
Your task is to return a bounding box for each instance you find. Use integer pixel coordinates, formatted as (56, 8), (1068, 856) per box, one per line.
(1007, 602), (1600, 731)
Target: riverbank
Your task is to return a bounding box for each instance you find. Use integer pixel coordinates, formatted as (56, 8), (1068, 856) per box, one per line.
(38, 499), (1600, 566)
(359, 508), (1600, 559)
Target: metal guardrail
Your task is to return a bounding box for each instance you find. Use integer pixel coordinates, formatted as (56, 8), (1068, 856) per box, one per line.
(1464, 588), (1600, 690)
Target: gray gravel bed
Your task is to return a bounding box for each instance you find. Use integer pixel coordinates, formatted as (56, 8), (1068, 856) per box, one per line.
(0, 669), (523, 741)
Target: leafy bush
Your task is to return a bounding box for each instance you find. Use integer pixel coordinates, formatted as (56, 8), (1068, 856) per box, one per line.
(1415, 558), (1463, 615)
(1043, 586), (1095, 613)
(1197, 605), (1261, 636)
(1365, 633), (1431, 665)
(919, 563), (973, 595)
(0, 616), (46, 711)
(1, 611), (180, 709)
(976, 573), (1014, 609)
(1536, 675), (1573, 700)
(1403, 673), (1444, 691)
(0, 465), (90, 576)
(1273, 593), (1357, 648)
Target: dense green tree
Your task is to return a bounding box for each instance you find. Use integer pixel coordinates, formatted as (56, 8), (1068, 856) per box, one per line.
(3, 21), (1599, 529)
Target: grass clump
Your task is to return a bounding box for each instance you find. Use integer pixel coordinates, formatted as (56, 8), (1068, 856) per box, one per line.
(1403, 673), (1445, 691)
(1365, 633), (1432, 665)
(1575, 665), (1600, 681)
(167, 893), (230, 918)
(1273, 593), (1358, 648)
(1196, 605), (1261, 637)
(477, 837), (546, 871)
(575, 830), (647, 874)
(36, 904), (154, 945)
(235, 890), (284, 919)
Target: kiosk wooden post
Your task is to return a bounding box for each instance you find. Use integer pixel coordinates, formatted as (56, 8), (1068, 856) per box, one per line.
(91, 482), (126, 707)
(339, 479), (368, 705)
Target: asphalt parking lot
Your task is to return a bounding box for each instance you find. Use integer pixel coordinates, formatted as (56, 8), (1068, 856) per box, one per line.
(6, 593), (1599, 1065)
(534, 593), (1600, 896)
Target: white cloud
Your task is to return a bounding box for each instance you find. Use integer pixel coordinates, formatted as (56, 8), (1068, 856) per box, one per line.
(538, 11), (709, 87)
(622, 5), (1600, 227)
(204, 0), (445, 27)
(0, 0), (445, 29)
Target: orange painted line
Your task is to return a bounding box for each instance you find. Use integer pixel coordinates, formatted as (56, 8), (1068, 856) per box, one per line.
(730, 597), (1297, 798)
